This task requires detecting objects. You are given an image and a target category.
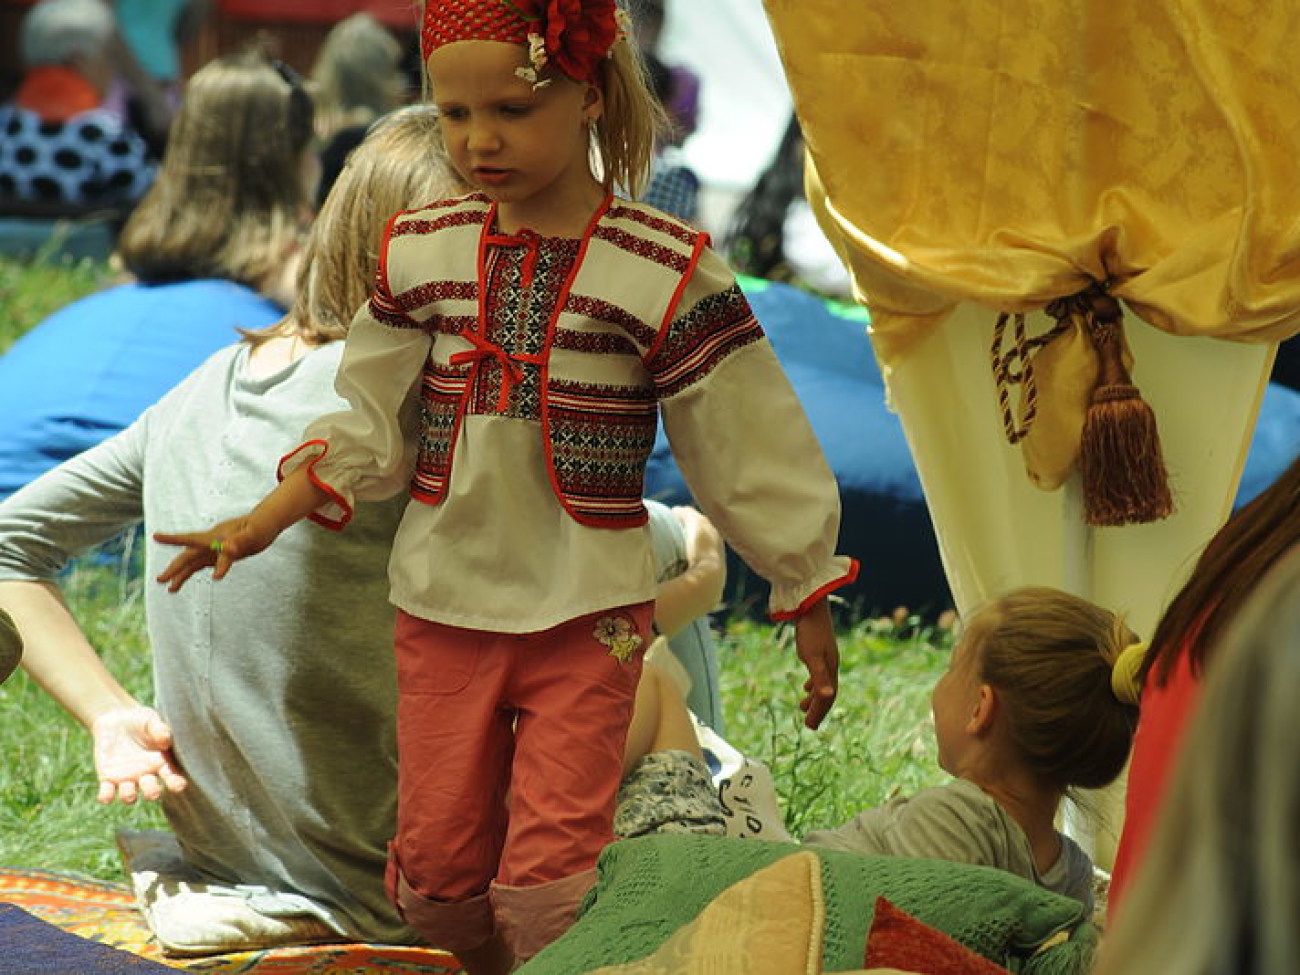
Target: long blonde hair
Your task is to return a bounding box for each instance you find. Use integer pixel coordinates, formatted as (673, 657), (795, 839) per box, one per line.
(116, 52), (315, 289)
(252, 106), (459, 346)
(593, 34), (667, 199)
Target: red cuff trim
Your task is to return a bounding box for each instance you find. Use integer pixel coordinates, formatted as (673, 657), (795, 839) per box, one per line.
(768, 558), (861, 622)
(277, 439), (353, 531)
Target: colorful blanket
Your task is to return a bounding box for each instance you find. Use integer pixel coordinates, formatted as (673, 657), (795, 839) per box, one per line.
(0, 868), (463, 973)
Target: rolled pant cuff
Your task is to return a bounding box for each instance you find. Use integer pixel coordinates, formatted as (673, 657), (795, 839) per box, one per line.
(391, 868), (496, 953)
(490, 868), (596, 962)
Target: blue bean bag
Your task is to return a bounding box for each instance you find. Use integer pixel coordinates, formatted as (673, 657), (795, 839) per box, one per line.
(1236, 381), (1300, 509)
(648, 278), (1300, 618)
(646, 278), (952, 617)
(0, 278), (283, 500)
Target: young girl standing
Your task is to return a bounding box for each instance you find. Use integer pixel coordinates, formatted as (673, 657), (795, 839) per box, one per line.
(805, 586), (1140, 913)
(155, 1), (857, 971)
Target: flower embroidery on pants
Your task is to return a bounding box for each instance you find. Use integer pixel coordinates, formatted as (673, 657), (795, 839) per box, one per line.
(593, 614), (642, 664)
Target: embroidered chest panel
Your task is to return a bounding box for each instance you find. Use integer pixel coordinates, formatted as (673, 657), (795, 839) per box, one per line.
(382, 196), (714, 526)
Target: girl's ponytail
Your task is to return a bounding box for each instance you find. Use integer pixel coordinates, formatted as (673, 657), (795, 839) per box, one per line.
(594, 37), (668, 199)
(976, 587), (1140, 793)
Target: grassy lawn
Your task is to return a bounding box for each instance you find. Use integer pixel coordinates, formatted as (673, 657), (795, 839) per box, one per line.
(0, 563), (951, 880)
(0, 254), (953, 881)
(0, 254), (111, 353)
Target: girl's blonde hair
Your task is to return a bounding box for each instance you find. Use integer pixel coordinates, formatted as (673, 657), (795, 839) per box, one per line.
(116, 52), (315, 289)
(253, 105), (460, 346)
(592, 35), (668, 199)
(413, 2), (665, 198)
(972, 586), (1138, 792)
(309, 13), (407, 140)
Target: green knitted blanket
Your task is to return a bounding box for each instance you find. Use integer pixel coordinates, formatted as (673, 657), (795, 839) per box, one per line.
(522, 834), (1098, 974)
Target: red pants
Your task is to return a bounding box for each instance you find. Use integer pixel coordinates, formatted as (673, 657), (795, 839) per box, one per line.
(387, 603), (649, 911)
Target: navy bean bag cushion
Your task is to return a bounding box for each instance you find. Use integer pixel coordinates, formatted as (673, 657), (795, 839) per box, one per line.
(646, 278), (952, 618)
(647, 278), (1300, 619)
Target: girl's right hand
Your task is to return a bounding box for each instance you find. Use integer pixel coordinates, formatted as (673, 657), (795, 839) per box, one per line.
(153, 513), (277, 591)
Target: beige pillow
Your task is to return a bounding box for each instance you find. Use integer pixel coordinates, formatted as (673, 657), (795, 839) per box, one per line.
(588, 851), (825, 975)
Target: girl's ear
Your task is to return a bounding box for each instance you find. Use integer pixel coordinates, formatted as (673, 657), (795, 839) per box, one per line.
(966, 684), (997, 736)
(582, 82), (604, 123)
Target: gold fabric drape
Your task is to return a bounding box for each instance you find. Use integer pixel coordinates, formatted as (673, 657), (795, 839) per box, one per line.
(764, 0), (1300, 870)
(765, 0), (1300, 368)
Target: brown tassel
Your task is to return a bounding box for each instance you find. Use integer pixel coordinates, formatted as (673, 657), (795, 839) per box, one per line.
(1078, 291), (1174, 526)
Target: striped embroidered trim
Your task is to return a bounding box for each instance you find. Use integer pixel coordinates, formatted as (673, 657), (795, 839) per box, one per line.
(565, 294), (657, 350)
(592, 224), (694, 276)
(368, 291), (419, 329)
(605, 202), (702, 247)
(551, 327), (640, 357)
(650, 296), (765, 398)
(389, 208), (486, 239)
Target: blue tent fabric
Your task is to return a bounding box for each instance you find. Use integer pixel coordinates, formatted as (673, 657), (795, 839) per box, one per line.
(0, 279), (283, 500)
(647, 279), (1300, 618)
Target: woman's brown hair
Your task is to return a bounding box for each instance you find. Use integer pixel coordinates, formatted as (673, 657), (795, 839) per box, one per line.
(1141, 456), (1300, 688)
(115, 51), (315, 290)
(975, 586), (1138, 792)
(248, 105), (461, 347)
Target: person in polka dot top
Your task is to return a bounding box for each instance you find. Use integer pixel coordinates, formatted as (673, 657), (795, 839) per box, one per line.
(0, 0), (155, 210)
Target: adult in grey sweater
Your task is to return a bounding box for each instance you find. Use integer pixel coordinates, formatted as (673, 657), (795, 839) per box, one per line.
(0, 339), (416, 944)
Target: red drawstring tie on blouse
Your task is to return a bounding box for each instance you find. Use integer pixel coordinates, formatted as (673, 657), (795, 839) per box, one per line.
(450, 330), (525, 413)
(485, 228), (541, 290)
(459, 228), (543, 411)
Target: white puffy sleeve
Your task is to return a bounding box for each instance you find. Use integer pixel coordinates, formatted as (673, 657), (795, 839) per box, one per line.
(651, 248), (859, 619)
(278, 285), (428, 529)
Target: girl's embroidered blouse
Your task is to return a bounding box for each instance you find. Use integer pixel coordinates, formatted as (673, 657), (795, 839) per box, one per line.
(280, 196), (857, 631)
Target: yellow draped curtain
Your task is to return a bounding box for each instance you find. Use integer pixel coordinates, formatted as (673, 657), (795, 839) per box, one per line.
(764, 0), (1300, 368)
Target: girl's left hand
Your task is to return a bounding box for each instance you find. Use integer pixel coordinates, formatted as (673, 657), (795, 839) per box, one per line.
(153, 513), (277, 591)
(794, 597), (839, 729)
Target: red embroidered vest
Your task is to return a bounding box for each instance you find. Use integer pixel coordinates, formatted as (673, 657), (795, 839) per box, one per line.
(375, 194), (708, 528)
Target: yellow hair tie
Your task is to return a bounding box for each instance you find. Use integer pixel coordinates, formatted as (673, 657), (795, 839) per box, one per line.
(1111, 640), (1147, 705)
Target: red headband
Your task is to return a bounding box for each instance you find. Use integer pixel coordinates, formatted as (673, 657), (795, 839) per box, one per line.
(422, 0), (623, 85)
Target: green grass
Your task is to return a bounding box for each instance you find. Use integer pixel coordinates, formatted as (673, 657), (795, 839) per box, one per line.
(0, 253), (953, 880)
(0, 254), (111, 352)
(0, 563), (950, 880)
(717, 611), (951, 838)
(0, 558), (168, 880)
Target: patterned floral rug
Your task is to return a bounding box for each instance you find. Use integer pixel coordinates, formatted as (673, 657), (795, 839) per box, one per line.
(0, 868), (463, 974)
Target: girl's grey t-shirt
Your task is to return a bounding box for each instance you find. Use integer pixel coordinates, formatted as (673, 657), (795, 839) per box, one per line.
(802, 778), (1095, 912)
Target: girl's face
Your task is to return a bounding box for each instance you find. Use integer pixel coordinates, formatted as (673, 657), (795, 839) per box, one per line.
(426, 40), (604, 234)
(930, 614), (987, 776)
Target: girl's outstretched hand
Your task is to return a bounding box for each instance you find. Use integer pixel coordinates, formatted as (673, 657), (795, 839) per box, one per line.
(153, 513), (276, 592)
(90, 705), (188, 804)
(794, 597), (839, 730)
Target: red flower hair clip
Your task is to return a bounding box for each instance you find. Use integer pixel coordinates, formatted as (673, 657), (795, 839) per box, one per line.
(510, 0), (626, 86)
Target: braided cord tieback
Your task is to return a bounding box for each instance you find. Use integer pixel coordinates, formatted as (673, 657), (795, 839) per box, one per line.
(990, 281), (1174, 526)
(990, 310), (1072, 445)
